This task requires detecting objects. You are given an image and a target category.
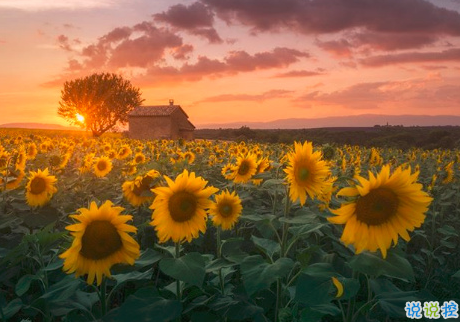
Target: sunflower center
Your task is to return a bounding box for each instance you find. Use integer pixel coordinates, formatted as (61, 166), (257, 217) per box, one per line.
(356, 188), (399, 225)
(135, 156), (143, 163)
(238, 161), (250, 175)
(168, 191), (197, 222)
(97, 161), (107, 171)
(297, 167), (310, 182)
(30, 177), (46, 194)
(219, 203), (233, 218)
(80, 220), (122, 260)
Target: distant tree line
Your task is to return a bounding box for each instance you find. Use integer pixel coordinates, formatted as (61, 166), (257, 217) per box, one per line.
(195, 126), (460, 150)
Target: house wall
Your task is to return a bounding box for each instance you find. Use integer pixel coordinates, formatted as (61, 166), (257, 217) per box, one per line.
(128, 116), (172, 140)
(171, 109), (195, 140)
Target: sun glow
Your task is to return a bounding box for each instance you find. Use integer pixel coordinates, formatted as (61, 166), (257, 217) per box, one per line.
(76, 113), (85, 123)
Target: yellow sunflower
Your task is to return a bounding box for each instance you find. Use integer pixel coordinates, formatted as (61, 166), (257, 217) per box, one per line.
(133, 152), (146, 165)
(150, 169), (218, 243)
(122, 170), (161, 207)
(209, 190), (243, 230)
(328, 165), (432, 258)
(183, 151), (196, 164)
(232, 154), (258, 184)
(60, 201), (140, 285)
(284, 141), (331, 206)
(93, 156), (113, 178)
(25, 168), (57, 207)
(117, 145), (132, 160)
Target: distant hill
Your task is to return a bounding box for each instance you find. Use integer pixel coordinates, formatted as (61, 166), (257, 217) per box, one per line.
(196, 114), (460, 129)
(0, 123), (82, 131)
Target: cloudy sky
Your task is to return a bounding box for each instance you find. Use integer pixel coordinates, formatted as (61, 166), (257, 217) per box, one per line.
(1, 0), (460, 126)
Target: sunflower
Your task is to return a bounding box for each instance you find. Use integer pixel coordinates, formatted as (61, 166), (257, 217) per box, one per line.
(122, 170), (161, 207)
(183, 151), (196, 164)
(284, 141), (331, 206)
(209, 190), (242, 230)
(133, 152), (146, 165)
(328, 165), (432, 258)
(117, 145), (132, 160)
(232, 154), (258, 184)
(60, 201), (140, 285)
(150, 169), (218, 243)
(25, 168), (57, 207)
(94, 156), (113, 178)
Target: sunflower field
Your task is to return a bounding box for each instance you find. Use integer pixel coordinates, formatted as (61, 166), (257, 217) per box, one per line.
(0, 128), (459, 322)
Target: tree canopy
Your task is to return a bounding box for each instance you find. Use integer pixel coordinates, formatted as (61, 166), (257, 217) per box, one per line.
(58, 73), (144, 137)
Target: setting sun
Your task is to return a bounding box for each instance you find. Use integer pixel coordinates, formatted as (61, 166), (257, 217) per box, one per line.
(76, 113), (85, 123)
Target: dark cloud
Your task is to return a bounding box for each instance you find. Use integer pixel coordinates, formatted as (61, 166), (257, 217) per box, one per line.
(154, 2), (222, 43)
(360, 48), (460, 67)
(273, 69), (325, 77)
(136, 47), (309, 85)
(108, 26), (182, 68)
(316, 39), (352, 57)
(196, 89), (293, 103)
(202, 0), (460, 48)
(171, 44), (194, 60)
(65, 22), (184, 70)
(57, 34), (72, 51)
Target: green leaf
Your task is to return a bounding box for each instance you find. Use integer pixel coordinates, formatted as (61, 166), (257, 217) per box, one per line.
(452, 269), (460, 279)
(288, 223), (325, 238)
(251, 235), (280, 260)
(348, 249), (415, 282)
(339, 278), (360, 300)
(135, 248), (163, 268)
(15, 274), (40, 296)
(295, 274), (333, 306)
(240, 255), (294, 296)
(376, 291), (419, 318)
(42, 258), (64, 271)
(159, 252), (206, 287)
(112, 268), (153, 288)
(103, 287), (181, 322)
(279, 208), (318, 224)
(39, 275), (82, 302)
(241, 214), (276, 222)
(205, 258), (236, 273)
(1, 298), (23, 320)
(22, 205), (60, 228)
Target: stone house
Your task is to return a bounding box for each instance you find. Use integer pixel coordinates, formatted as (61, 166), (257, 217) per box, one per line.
(128, 100), (195, 140)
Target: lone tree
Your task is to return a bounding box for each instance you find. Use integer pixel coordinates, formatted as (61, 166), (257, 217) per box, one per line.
(58, 73), (144, 137)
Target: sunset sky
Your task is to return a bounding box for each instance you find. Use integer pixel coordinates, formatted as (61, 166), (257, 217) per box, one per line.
(1, 0), (460, 127)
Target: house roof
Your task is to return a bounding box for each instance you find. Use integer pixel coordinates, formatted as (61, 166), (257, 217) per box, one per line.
(129, 105), (195, 130)
(129, 105), (184, 116)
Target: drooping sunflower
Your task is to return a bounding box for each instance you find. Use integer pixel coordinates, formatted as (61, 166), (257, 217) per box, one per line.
(25, 168), (57, 207)
(284, 141), (331, 206)
(183, 151), (196, 164)
(328, 165), (432, 258)
(232, 154), (258, 184)
(93, 156), (113, 178)
(122, 170), (161, 207)
(209, 190), (243, 230)
(60, 201), (140, 285)
(150, 169), (218, 243)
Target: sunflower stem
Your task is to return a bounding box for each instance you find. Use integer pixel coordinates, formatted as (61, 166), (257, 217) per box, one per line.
(216, 227), (225, 294)
(99, 277), (107, 317)
(175, 242), (182, 302)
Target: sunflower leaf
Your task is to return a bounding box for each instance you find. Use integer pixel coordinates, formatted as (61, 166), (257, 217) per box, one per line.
(240, 255), (294, 296)
(348, 249), (415, 282)
(159, 252), (206, 287)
